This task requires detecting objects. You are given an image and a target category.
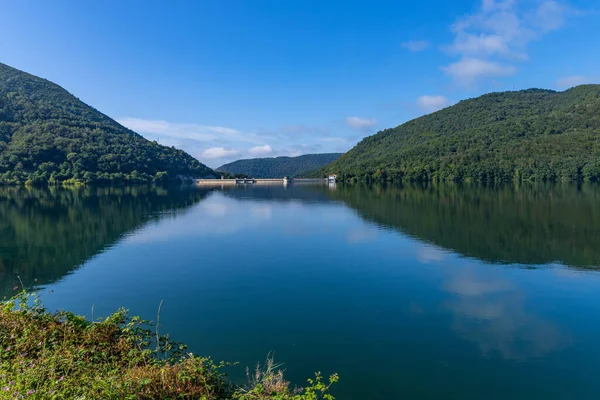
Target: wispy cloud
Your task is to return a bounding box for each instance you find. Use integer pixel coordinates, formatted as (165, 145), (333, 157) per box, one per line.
(534, 0), (569, 32)
(556, 75), (598, 88)
(442, 57), (517, 86)
(447, 34), (516, 59)
(345, 116), (377, 131)
(117, 118), (243, 142)
(442, 0), (573, 87)
(280, 143), (324, 157)
(402, 40), (431, 52)
(201, 147), (241, 159)
(118, 116), (353, 167)
(248, 144), (273, 156)
(416, 95), (453, 113)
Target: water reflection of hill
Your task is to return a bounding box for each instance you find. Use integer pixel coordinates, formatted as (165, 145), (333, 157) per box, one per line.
(3, 183), (599, 298)
(0, 186), (210, 297)
(327, 184), (600, 268)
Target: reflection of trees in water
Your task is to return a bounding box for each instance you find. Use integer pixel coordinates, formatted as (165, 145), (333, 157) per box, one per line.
(0, 186), (210, 298)
(328, 184), (600, 268)
(444, 268), (567, 360)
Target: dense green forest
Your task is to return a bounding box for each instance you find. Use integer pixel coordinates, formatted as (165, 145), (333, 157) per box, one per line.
(0, 186), (212, 297)
(217, 153), (342, 178)
(329, 183), (600, 268)
(318, 85), (600, 183)
(0, 63), (216, 185)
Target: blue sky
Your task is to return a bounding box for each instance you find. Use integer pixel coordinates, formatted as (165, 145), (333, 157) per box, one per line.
(1, 0), (598, 167)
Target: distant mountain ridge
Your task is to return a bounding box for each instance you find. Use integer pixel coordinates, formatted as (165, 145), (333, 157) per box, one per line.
(319, 85), (600, 183)
(0, 62), (216, 185)
(217, 153), (343, 178)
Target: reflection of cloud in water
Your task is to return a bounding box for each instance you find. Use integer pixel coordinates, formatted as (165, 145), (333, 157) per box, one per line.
(282, 224), (314, 237)
(250, 204), (273, 220)
(416, 245), (449, 264)
(551, 266), (599, 280)
(445, 269), (568, 360)
(346, 227), (378, 244)
(125, 193), (273, 243)
(445, 271), (510, 296)
(200, 201), (229, 217)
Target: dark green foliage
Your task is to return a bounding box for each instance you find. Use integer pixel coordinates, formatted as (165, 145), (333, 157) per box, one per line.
(320, 86), (600, 183)
(217, 153), (342, 178)
(0, 63), (217, 185)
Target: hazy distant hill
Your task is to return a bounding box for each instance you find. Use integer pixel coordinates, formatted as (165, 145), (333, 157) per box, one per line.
(319, 85), (600, 183)
(217, 153), (342, 178)
(0, 62), (216, 185)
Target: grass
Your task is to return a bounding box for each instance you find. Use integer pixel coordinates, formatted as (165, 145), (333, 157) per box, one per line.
(0, 288), (338, 399)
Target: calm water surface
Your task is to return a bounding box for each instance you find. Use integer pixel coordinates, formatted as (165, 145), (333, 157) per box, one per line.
(2, 184), (600, 399)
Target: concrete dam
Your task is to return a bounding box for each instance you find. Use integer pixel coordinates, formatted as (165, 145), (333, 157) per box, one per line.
(194, 178), (328, 186)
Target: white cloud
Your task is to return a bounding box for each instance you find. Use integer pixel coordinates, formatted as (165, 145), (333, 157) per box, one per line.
(449, 34), (513, 58)
(117, 117), (348, 168)
(201, 147), (241, 159)
(556, 75), (597, 88)
(117, 118), (242, 142)
(117, 117), (257, 166)
(117, 117), (283, 167)
(345, 116), (377, 131)
(535, 0), (567, 32)
(417, 95), (452, 112)
(442, 57), (516, 86)
(402, 40), (431, 52)
(248, 144), (273, 156)
(443, 0), (572, 87)
(280, 143), (324, 157)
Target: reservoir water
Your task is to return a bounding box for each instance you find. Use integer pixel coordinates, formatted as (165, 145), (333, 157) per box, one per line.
(2, 183), (600, 399)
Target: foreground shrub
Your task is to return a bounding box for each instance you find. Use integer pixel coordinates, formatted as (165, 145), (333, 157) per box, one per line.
(0, 290), (337, 399)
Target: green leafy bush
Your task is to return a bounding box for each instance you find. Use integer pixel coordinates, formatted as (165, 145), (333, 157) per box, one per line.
(0, 289), (337, 399)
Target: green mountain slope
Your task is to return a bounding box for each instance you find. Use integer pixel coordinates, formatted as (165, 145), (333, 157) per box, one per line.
(217, 153), (342, 178)
(0, 63), (216, 185)
(321, 86), (600, 183)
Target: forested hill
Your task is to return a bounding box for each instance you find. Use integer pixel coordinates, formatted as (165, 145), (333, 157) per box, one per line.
(0, 63), (217, 185)
(320, 85), (600, 183)
(217, 153), (342, 178)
